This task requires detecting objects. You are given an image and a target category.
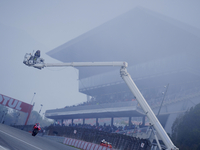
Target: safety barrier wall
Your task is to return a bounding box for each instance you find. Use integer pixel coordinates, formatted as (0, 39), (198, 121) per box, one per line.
(48, 126), (152, 150)
(63, 138), (114, 150)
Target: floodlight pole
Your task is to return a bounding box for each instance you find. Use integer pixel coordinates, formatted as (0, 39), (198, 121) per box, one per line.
(35, 104), (43, 123)
(24, 59), (178, 150)
(157, 84), (169, 116)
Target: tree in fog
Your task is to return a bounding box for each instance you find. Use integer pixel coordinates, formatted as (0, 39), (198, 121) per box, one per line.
(171, 103), (200, 150)
(27, 110), (53, 127)
(0, 106), (52, 126)
(0, 105), (9, 124)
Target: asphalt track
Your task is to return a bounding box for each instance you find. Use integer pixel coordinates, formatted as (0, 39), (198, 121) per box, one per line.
(0, 124), (78, 150)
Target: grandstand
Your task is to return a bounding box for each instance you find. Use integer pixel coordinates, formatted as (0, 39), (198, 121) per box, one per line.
(45, 6), (200, 137)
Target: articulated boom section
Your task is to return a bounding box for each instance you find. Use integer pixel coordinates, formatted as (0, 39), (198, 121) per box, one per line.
(33, 61), (128, 69)
(23, 54), (178, 150)
(120, 67), (178, 150)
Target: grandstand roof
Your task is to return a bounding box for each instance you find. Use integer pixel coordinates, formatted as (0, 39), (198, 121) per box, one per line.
(47, 7), (200, 79)
(45, 101), (145, 120)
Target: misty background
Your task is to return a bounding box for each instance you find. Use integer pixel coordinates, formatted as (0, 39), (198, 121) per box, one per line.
(0, 0), (200, 115)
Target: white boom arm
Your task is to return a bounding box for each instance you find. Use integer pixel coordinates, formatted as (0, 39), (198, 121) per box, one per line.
(25, 59), (178, 150)
(33, 62), (127, 68)
(120, 67), (178, 150)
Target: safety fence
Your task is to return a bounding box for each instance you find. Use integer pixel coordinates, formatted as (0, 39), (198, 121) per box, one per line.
(48, 126), (152, 150)
(63, 138), (114, 150)
(110, 127), (166, 150)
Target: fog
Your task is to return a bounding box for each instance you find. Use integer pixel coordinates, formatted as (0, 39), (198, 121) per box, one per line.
(0, 0), (200, 116)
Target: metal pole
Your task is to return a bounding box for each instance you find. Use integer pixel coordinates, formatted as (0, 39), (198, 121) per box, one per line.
(1, 111), (6, 124)
(30, 92), (36, 104)
(25, 93), (36, 125)
(35, 104), (43, 123)
(157, 84), (169, 116)
(14, 113), (20, 125)
(21, 91), (35, 130)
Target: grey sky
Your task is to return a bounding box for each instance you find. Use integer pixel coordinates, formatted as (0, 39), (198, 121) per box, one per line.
(0, 0), (200, 115)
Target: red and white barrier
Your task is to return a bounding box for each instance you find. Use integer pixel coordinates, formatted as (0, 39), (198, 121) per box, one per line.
(63, 138), (114, 150)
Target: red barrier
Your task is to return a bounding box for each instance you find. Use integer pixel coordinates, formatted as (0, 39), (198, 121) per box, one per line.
(102, 147), (107, 150)
(74, 140), (79, 147)
(66, 138), (70, 145)
(98, 146), (104, 150)
(69, 139), (73, 145)
(80, 141), (85, 149)
(63, 138), (115, 150)
(86, 143), (92, 150)
(94, 145), (100, 150)
(83, 142), (88, 149)
(77, 141), (82, 148)
(90, 144), (96, 150)
(72, 139), (76, 146)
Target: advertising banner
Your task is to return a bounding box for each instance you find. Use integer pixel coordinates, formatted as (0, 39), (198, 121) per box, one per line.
(0, 93), (33, 125)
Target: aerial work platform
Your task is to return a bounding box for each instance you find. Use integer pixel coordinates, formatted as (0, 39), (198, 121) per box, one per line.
(23, 53), (178, 150)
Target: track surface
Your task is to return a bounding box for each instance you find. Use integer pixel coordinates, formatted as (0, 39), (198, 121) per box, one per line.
(0, 124), (78, 150)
